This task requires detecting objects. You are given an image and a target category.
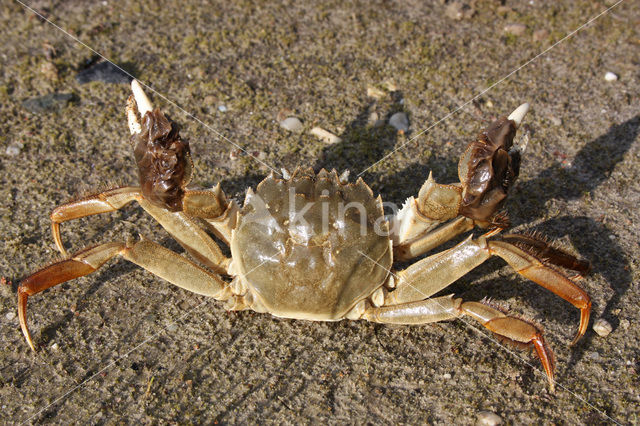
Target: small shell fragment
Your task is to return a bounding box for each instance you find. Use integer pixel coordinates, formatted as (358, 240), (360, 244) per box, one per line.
(280, 116), (303, 132)
(504, 23), (526, 36)
(476, 411), (502, 426)
(382, 79), (398, 92)
(311, 127), (342, 144)
(593, 318), (613, 337)
(604, 71), (618, 82)
(367, 86), (386, 99)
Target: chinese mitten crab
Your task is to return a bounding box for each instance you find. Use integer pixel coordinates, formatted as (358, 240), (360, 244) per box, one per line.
(17, 80), (592, 391)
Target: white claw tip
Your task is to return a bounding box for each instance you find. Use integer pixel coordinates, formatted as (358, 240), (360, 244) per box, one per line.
(131, 79), (153, 116)
(507, 102), (530, 128)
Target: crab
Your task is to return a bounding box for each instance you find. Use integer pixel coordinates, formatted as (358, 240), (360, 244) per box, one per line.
(17, 80), (592, 391)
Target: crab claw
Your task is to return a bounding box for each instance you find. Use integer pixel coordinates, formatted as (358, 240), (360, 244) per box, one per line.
(128, 81), (193, 211)
(457, 104), (530, 226)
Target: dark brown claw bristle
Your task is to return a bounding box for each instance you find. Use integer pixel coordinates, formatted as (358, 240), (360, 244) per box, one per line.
(501, 233), (591, 275)
(132, 109), (191, 211)
(459, 117), (519, 222)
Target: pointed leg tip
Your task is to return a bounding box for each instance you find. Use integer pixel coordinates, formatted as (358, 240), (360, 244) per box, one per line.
(18, 288), (37, 352)
(25, 334), (37, 352)
(570, 305), (591, 346)
(532, 334), (556, 391)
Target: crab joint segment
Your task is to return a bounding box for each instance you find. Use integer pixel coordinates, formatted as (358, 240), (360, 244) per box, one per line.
(49, 185), (232, 275)
(51, 187), (142, 257)
(488, 240), (591, 344)
(18, 238), (231, 351)
(389, 180), (470, 263)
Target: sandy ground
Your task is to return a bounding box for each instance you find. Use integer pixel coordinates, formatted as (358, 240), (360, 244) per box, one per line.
(1, 0), (639, 423)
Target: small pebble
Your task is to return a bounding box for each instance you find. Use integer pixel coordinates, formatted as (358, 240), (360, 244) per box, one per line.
(5, 311), (16, 321)
(218, 105), (228, 112)
(229, 149), (240, 160)
(76, 61), (131, 84)
(593, 318), (613, 337)
(368, 111), (385, 127)
(442, 373), (452, 379)
(476, 411), (502, 425)
(311, 127), (342, 144)
(604, 71), (618, 82)
(280, 116), (303, 132)
(504, 23), (526, 36)
(389, 112), (409, 133)
(51, 342), (59, 350)
(5, 142), (23, 156)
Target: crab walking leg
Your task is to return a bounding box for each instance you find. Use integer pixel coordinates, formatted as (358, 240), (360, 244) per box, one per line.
(363, 295), (556, 391)
(489, 241), (590, 345)
(387, 235), (492, 305)
(394, 216), (474, 261)
(182, 187), (238, 245)
(50, 187), (142, 256)
(18, 238), (230, 351)
(138, 199), (229, 274)
(49, 186), (231, 274)
(386, 234), (591, 343)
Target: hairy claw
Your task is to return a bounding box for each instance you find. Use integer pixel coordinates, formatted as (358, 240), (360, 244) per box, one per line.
(458, 105), (529, 223)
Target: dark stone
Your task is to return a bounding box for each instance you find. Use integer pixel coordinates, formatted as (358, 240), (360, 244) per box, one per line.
(21, 93), (74, 114)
